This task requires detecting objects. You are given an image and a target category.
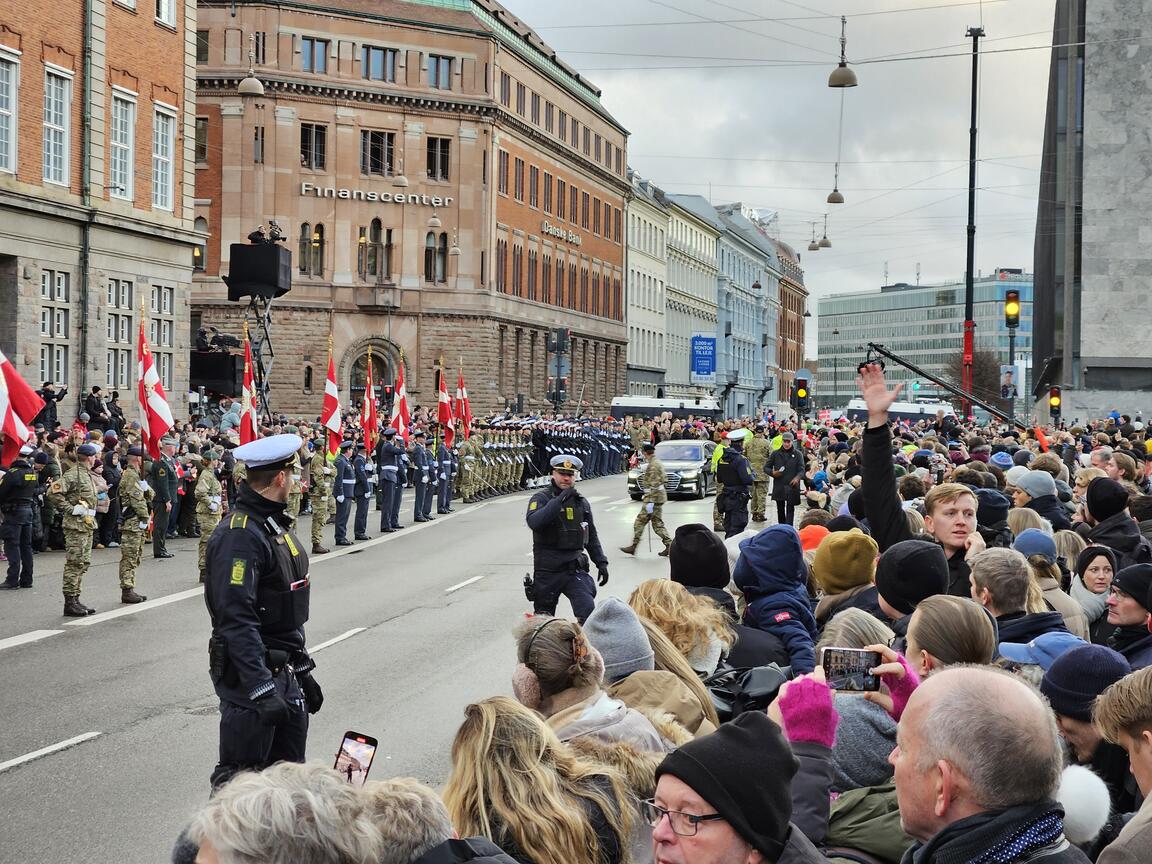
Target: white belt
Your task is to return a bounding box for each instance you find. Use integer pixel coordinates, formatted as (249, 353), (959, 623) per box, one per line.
(342, 479), (356, 485)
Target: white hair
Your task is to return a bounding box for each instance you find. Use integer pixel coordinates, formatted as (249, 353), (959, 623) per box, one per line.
(362, 778), (454, 864)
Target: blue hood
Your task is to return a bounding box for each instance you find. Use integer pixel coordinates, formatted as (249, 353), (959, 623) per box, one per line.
(732, 524), (807, 600)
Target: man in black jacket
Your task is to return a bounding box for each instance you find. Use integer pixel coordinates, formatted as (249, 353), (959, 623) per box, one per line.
(150, 437), (179, 558)
(768, 431), (805, 527)
(83, 386), (111, 433)
(970, 547), (1068, 646)
(33, 382), (67, 430)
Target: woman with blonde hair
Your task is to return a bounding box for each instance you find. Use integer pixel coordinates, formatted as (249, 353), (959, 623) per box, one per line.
(1006, 507), (1050, 538)
(628, 578), (733, 676)
(1053, 529), (1087, 570)
(443, 696), (632, 864)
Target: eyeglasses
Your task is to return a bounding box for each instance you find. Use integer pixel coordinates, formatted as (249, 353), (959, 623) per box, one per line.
(642, 800), (725, 837)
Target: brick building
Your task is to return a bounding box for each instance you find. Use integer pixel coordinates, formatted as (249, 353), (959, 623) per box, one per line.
(773, 239), (808, 401)
(0, 0), (199, 423)
(192, 0), (629, 417)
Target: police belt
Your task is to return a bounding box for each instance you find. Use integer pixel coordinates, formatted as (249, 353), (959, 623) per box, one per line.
(0, 502), (32, 514)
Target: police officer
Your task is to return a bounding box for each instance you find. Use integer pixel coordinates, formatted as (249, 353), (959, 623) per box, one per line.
(715, 428), (755, 538)
(0, 444), (39, 589)
(524, 454), (609, 623)
(376, 427), (404, 532)
(332, 440), (355, 545)
(203, 433), (322, 790)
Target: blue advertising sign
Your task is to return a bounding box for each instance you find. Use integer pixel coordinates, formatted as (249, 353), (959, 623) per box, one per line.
(690, 333), (717, 385)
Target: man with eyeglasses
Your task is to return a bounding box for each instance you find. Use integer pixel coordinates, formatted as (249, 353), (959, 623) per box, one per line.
(1105, 564), (1152, 669)
(648, 709), (826, 864)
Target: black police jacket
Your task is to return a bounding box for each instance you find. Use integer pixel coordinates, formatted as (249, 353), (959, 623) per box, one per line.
(0, 459), (38, 523)
(525, 481), (608, 573)
(204, 482), (311, 702)
(716, 448), (754, 491)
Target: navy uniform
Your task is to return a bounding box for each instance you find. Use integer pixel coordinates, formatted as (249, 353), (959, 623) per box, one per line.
(411, 432), (432, 522)
(715, 428), (755, 538)
(0, 446), (39, 589)
(524, 454), (609, 623)
(151, 439), (179, 558)
(436, 439), (456, 514)
(203, 434), (321, 790)
(375, 428), (404, 532)
(352, 444), (371, 540)
(332, 441), (355, 545)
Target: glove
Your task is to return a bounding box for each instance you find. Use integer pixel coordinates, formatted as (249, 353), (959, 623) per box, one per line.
(251, 690), (292, 726)
(645, 502), (654, 514)
(558, 486), (577, 502)
(208, 502), (218, 512)
(138, 520), (149, 530)
(363, 492), (372, 499)
(336, 495), (345, 503)
(778, 676), (838, 748)
(298, 674), (324, 715)
(71, 504), (87, 516)
(597, 567), (609, 587)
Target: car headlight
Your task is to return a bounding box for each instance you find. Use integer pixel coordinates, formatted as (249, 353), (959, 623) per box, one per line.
(628, 470), (640, 479)
(679, 470), (699, 479)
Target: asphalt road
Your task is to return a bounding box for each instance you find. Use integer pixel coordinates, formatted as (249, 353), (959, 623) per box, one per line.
(0, 475), (727, 864)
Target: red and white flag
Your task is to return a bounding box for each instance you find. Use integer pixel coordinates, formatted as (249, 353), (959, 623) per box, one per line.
(320, 354), (342, 457)
(389, 360), (410, 445)
(137, 320), (175, 459)
(239, 331), (258, 444)
(437, 364), (454, 449)
(0, 350), (45, 464)
(362, 353), (379, 450)
(454, 368), (472, 440)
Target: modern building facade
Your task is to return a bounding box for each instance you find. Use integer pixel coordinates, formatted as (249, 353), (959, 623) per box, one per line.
(663, 194), (720, 400)
(0, 0), (199, 422)
(1033, 0), (1152, 417)
(818, 270), (1034, 410)
(625, 171), (668, 398)
(192, 0), (628, 416)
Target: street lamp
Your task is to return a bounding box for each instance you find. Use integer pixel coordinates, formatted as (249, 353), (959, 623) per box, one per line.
(829, 16), (858, 88)
(818, 214), (832, 249)
(237, 34), (265, 97)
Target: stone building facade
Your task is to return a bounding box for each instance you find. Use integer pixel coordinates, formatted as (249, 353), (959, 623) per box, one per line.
(192, 0), (628, 417)
(0, 0), (198, 424)
(625, 172), (668, 398)
(663, 194), (720, 400)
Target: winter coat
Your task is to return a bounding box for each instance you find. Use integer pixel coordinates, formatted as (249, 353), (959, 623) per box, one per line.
(1078, 512), (1152, 571)
(1108, 625), (1152, 670)
(548, 691), (674, 754)
(830, 696), (897, 794)
(732, 524), (818, 673)
(995, 610), (1069, 646)
(1025, 494), (1073, 531)
(1037, 575), (1089, 639)
(1097, 794), (1152, 864)
(411, 838), (520, 864)
(725, 623), (792, 669)
(900, 801), (1090, 864)
(815, 584), (883, 628)
(605, 670), (717, 738)
(827, 784), (914, 864)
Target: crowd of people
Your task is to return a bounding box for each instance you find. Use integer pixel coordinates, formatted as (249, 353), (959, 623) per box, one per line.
(159, 363), (1152, 864)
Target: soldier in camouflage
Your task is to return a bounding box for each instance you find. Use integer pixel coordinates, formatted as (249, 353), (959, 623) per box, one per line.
(117, 445), (152, 602)
(308, 445), (331, 554)
(47, 442), (100, 616)
(619, 442), (672, 556)
(743, 424), (771, 523)
(196, 449), (226, 583)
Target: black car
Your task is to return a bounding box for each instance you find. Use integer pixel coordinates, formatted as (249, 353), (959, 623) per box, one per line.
(628, 440), (716, 500)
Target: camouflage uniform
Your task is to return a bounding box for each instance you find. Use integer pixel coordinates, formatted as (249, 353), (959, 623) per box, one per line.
(285, 452), (303, 523)
(308, 449), (332, 547)
(629, 454), (672, 550)
(195, 458), (224, 582)
(47, 461), (98, 602)
(118, 464), (153, 592)
(744, 433), (771, 522)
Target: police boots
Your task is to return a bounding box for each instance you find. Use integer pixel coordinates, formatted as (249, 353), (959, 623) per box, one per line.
(121, 588), (147, 604)
(63, 595), (93, 617)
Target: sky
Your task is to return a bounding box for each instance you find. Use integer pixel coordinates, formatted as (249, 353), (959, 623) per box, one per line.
(500, 0), (1057, 354)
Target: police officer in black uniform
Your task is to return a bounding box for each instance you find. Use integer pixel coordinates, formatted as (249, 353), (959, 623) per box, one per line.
(0, 444), (39, 589)
(715, 428), (755, 538)
(524, 454), (609, 623)
(203, 433), (323, 790)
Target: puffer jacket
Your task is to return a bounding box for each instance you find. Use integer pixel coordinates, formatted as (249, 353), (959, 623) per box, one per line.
(1078, 512), (1152, 571)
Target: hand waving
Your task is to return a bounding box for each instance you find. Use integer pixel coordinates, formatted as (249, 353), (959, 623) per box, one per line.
(857, 363), (904, 427)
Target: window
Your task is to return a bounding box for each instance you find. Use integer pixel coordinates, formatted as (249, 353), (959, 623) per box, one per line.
(515, 82), (525, 115)
(496, 239), (507, 292)
(253, 125), (264, 163)
(531, 92), (540, 125)
(569, 263), (577, 308)
(254, 32), (267, 64)
(301, 37), (328, 74)
(543, 254), (552, 303)
(615, 148), (622, 175)
(193, 217), (207, 271)
(497, 149), (508, 195)
(613, 208), (621, 243)
(303, 365), (314, 393)
(358, 219), (385, 280)
(583, 127), (591, 156)
(513, 157), (524, 201)
(603, 202), (611, 237)
(43, 70), (71, 185)
(558, 110), (567, 141)
(190, 115), (207, 164)
(299, 223), (324, 276)
(428, 55), (452, 90)
(360, 130), (395, 176)
(570, 119), (579, 148)
(426, 136), (450, 181)
(569, 184), (578, 223)
(156, 0), (175, 27)
(595, 134), (601, 162)
(593, 197), (601, 234)
(545, 101), (554, 132)
(362, 46), (396, 82)
(300, 123), (326, 169)
(106, 279), (134, 388)
(0, 52), (15, 173)
(556, 180), (566, 221)
(605, 142), (612, 169)
(543, 172), (552, 214)
(110, 93), (136, 197)
(196, 31), (209, 64)
(529, 165), (539, 208)
(527, 250), (538, 300)
(581, 191), (590, 229)
(151, 107), (175, 210)
(512, 245), (522, 295)
(500, 71), (510, 106)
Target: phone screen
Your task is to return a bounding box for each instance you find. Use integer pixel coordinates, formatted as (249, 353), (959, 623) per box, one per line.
(822, 647), (882, 692)
(334, 731), (378, 787)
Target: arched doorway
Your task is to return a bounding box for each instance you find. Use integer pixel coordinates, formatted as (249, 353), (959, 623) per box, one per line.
(345, 341), (397, 415)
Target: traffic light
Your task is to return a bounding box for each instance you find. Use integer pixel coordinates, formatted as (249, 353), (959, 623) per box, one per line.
(1048, 387), (1062, 419)
(787, 384), (796, 410)
(794, 377), (811, 413)
(1005, 290), (1021, 329)
(383, 384), (394, 416)
(547, 376), (569, 404)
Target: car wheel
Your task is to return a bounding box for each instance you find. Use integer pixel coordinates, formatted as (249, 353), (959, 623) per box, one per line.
(695, 476), (706, 500)
(630, 493), (642, 501)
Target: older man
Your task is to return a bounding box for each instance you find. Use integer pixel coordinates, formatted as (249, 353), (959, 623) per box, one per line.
(891, 666), (1089, 864)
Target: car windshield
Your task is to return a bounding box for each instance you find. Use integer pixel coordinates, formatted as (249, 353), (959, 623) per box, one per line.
(656, 444), (702, 461)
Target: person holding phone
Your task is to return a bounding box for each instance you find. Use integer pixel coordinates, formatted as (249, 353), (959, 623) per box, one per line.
(203, 433), (323, 790)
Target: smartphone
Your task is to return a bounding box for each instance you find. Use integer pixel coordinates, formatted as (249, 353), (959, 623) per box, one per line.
(333, 731), (378, 787)
(822, 647), (882, 692)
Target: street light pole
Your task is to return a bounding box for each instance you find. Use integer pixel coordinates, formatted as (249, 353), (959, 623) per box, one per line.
(962, 25), (985, 418)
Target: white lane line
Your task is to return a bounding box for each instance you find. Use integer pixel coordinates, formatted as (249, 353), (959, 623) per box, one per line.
(445, 574), (485, 594)
(585, 495), (610, 503)
(314, 502), (488, 560)
(0, 630), (64, 652)
(310, 628), (366, 652)
(0, 732), (102, 774)
(62, 587), (204, 627)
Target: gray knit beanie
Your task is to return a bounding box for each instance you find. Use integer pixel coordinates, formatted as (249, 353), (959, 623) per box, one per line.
(582, 597), (655, 683)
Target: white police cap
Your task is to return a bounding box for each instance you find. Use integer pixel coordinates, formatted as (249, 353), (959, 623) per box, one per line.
(550, 454), (583, 473)
(233, 433), (303, 470)
(726, 428), (750, 441)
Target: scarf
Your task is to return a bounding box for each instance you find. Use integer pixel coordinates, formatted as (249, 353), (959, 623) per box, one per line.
(1070, 576), (1109, 623)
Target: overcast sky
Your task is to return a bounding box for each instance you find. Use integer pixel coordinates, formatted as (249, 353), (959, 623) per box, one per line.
(501, 0), (1056, 353)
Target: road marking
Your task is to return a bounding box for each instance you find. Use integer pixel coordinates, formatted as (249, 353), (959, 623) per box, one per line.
(62, 587), (204, 627)
(310, 628), (366, 652)
(0, 732), (102, 774)
(313, 503), (487, 560)
(585, 495), (611, 503)
(445, 574), (486, 593)
(0, 630), (64, 652)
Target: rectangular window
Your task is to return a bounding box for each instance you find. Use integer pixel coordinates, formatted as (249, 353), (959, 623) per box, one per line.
(531, 92), (540, 124)
(515, 82), (525, 115)
(529, 165), (539, 208)
(429, 54), (452, 90)
(615, 148), (622, 174)
(500, 71), (510, 106)
(513, 157), (524, 201)
(254, 32), (267, 64)
(605, 142), (612, 169)
(544, 101), (554, 133)
(152, 107), (175, 210)
(362, 46), (397, 82)
(426, 136), (450, 181)
(52, 345), (69, 386)
(300, 123), (326, 169)
(593, 197), (600, 234)
(359, 129), (395, 176)
(191, 115), (207, 164)
(581, 191), (590, 229)
(0, 54), (16, 173)
(497, 149), (508, 195)
(603, 202), (611, 237)
(111, 94), (136, 197)
(41, 309), (51, 336)
(253, 125), (265, 164)
(613, 208), (621, 243)
(543, 172), (552, 214)
(196, 31), (209, 64)
(557, 180), (566, 221)
(583, 127), (590, 155)
(155, 0), (175, 26)
(595, 134), (601, 162)
(301, 37), (328, 74)
(570, 118), (579, 148)
(55, 271), (69, 301)
(558, 110), (567, 141)
(43, 70), (71, 185)
(569, 184), (578, 223)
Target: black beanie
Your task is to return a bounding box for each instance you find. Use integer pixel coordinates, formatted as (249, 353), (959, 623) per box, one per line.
(847, 488), (867, 520)
(974, 487), (1010, 528)
(1040, 645), (1130, 722)
(669, 524), (730, 590)
(1087, 478), (1130, 522)
(1075, 545), (1117, 581)
(874, 539), (949, 615)
(1113, 564), (1152, 612)
(655, 710), (796, 858)
(826, 515), (865, 534)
